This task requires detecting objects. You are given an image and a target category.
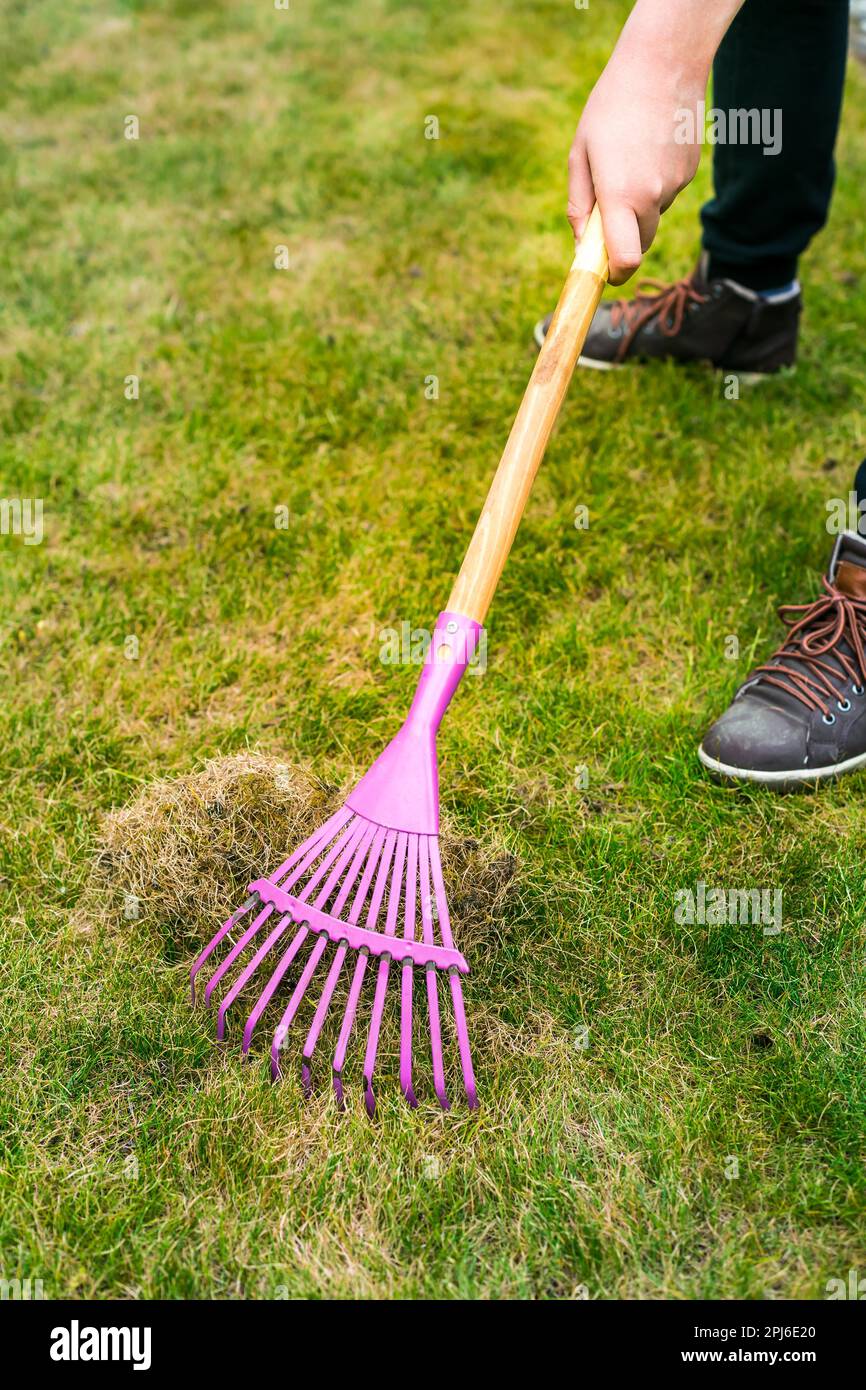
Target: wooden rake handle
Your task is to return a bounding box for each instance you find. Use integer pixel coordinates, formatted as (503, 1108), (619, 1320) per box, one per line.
(447, 205), (609, 625)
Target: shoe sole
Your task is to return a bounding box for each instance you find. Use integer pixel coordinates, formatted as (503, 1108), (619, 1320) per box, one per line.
(577, 355), (785, 383)
(697, 743), (866, 787)
(531, 320), (790, 382)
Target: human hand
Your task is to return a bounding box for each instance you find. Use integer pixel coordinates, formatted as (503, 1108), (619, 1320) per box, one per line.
(567, 0), (744, 283)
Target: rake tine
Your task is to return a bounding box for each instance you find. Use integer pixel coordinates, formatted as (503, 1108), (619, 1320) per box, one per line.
(190, 893), (258, 1002)
(399, 834), (419, 1108)
(333, 951), (368, 1107)
(199, 813), (359, 1007)
(241, 819), (367, 1052)
(363, 832), (407, 1115)
(268, 820), (374, 1079)
(302, 942), (349, 1095)
(363, 957), (392, 1117)
(347, 824), (388, 918)
(215, 911), (294, 1040)
(326, 822), (377, 918)
(301, 826), (387, 1092)
(400, 963), (415, 1105)
(270, 934), (330, 1079)
(419, 837), (449, 1109)
(202, 900), (275, 1005)
(272, 805), (353, 885)
(448, 972), (478, 1109)
(430, 837), (477, 1108)
(333, 829), (397, 1104)
(289, 815), (365, 909)
(426, 968), (448, 1108)
(242, 922), (311, 1053)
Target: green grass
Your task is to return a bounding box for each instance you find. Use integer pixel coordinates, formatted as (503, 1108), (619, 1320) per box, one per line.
(2, 0), (866, 1299)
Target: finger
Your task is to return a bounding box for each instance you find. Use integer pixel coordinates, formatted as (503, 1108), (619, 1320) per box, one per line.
(636, 205), (660, 255)
(566, 139), (595, 242)
(597, 199), (643, 285)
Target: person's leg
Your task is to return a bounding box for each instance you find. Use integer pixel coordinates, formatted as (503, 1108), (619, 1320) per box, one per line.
(701, 0), (850, 290)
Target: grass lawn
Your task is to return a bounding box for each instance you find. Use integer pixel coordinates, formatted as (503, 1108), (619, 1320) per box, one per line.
(2, 0), (866, 1300)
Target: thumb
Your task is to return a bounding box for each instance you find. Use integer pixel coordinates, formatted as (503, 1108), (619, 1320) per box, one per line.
(566, 138), (595, 243)
(598, 199), (643, 285)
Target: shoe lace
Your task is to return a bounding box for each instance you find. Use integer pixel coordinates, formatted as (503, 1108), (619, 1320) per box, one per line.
(610, 276), (709, 362)
(749, 577), (866, 716)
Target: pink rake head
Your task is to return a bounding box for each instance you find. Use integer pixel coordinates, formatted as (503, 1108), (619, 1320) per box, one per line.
(190, 612), (482, 1114)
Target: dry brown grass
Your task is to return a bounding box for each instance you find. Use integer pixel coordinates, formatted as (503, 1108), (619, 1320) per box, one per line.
(81, 753), (519, 961)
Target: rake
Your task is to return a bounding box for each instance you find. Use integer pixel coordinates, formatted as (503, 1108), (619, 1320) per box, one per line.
(191, 209), (609, 1112)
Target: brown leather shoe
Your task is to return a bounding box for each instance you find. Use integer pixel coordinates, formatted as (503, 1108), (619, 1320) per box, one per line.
(534, 256), (800, 375)
(700, 530), (866, 788)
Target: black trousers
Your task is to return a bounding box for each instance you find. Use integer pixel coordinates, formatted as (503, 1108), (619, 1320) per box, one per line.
(700, 0), (850, 289)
